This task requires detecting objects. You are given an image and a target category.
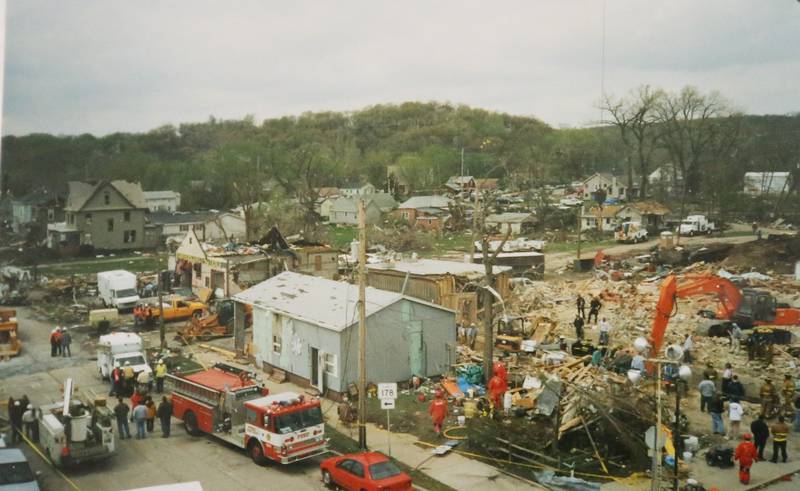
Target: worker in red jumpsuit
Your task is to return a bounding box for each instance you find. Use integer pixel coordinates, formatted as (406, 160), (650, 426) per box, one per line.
(488, 362), (508, 411)
(428, 389), (448, 434)
(734, 433), (758, 484)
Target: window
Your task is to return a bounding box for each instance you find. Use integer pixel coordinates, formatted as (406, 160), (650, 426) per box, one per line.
(401, 211), (410, 220)
(369, 461), (402, 480)
(323, 353), (337, 376)
(179, 225), (189, 232)
(245, 408), (262, 426)
(104, 193), (110, 205)
(193, 263), (201, 278)
(123, 211), (131, 222)
(272, 314), (282, 353)
(124, 230), (137, 243)
(272, 334), (282, 354)
(204, 277), (210, 287)
(85, 213), (92, 225)
(47, 208), (55, 221)
(107, 218), (114, 231)
(314, 255), (322, 271)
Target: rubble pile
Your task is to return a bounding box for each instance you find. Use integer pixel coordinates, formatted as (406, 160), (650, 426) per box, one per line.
(720, 233), (800, 274)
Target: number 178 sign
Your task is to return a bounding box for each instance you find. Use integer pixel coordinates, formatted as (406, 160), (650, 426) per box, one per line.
(378, 383), (397, 401)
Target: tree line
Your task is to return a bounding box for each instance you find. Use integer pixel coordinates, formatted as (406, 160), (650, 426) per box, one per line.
(3, 91), (799, 232)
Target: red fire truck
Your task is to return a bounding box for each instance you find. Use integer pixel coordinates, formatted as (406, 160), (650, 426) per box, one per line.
(168, 363), (328, 465)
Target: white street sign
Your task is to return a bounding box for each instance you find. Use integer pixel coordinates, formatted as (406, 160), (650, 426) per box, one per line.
(381, 398), (396, 410)
(378, 382), (397, 401)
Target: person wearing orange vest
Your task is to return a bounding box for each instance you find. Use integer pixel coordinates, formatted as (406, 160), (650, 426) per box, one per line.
(428, 389), (448, 434)
(734, 433), (758, 484)
(488, 362), (509, 411)
(770, 416), (790, 463)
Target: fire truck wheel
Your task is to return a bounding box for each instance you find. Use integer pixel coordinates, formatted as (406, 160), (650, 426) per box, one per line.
(200, 330), (213, 342)
(248, 440), (267, 466)
(321, 470), (334, 488)
(183, 411), (201, 436)
(192, 310), (203, 318)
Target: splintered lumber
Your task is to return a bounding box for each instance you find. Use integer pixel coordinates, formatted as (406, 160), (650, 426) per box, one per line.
(580, 414), (609, 475)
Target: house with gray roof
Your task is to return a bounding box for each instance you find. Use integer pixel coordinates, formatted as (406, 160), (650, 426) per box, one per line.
(234, 271), (456, 394)
(144, 190), (181, 212)
(329, 196), (382, 225)
(47, 180), (158, 252)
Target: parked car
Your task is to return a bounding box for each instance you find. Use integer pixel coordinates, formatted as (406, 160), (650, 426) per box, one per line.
(320, 452), (412, 491)
(0, 448), (40, 490)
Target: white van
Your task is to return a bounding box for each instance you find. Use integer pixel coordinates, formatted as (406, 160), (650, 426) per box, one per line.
(97, 270), (140, 311)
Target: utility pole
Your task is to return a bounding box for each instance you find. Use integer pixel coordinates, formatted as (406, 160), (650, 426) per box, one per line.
(158, 270), (166, 351)
(481, 225), (512, 384)
(460, 147), (465, 187)
(576, 206), (582, 265)
(357, 199), (368, 450)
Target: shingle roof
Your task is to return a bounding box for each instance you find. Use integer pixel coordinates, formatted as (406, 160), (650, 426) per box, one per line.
(233, 271), (406, 332)
(365, 193), (397, 211)
(582, 205), (624, 218)
(368, 258), (510, 278)
(144, 191), (181, 200)
(623, 201), (670, 215)
(398, 196), (451, 210)
(485, 212), (536, 223)
(66, 180), (147, 211)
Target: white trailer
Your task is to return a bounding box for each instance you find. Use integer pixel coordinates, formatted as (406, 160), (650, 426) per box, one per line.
(97, 270), (140, 311)
(96, 332), (152, 379)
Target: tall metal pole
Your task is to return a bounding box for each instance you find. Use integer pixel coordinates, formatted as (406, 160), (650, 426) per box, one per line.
(651, 361), (662, 491)
(357, 199), (368, 450)
(673, 380), (682, 491)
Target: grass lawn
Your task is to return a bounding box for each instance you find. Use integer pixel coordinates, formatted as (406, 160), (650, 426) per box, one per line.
(36, 254), (167, 276)
(325, 225), (359, 249)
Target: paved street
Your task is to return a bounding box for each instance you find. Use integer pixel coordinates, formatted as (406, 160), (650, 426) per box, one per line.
(1, 307), (329, 491)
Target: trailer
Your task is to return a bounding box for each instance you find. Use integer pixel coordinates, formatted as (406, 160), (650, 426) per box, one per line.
(168, 363), (328, 465)
(37, 379), (116, 468)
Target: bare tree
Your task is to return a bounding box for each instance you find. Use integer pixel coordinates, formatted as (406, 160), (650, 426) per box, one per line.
(655, 86), (741, 242)
(480, 224), (512, 384)
(602, 85), (663, 199)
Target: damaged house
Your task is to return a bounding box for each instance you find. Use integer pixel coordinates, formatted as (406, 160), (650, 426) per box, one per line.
(234, 271), (456, 395)
(173, 227), (339, 297)
(367, 258), (511, 325)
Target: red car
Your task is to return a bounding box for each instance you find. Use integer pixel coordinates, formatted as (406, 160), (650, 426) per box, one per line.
(320, 452), (412, 491)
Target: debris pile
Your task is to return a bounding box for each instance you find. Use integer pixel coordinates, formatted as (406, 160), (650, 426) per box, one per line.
(720, 233), (800, 274)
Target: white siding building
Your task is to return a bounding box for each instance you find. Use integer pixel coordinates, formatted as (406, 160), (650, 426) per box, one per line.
(234, 272), (456, 395)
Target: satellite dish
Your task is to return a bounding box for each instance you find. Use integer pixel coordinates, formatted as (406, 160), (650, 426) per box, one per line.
(665, 344), (683, 361)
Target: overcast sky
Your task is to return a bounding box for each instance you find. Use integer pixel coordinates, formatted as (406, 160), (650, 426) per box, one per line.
(3, 1), (799, 136)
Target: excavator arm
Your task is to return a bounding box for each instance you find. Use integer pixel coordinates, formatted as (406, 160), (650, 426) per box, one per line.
(648, 273), (742, 359)
(674, 274), (742, 320)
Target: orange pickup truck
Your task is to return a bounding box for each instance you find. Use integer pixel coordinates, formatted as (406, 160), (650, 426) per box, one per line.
(134, 298), (207, 325)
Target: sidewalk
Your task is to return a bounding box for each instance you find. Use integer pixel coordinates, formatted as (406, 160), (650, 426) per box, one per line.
(322, 399), (545, 491)
(198, 347), (545, 490)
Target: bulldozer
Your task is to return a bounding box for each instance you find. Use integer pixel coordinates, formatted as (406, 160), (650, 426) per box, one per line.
(176, 299), (251, 344)
(0, 309), (22, 359)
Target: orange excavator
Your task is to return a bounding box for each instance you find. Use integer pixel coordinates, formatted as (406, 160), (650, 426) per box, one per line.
(649, 273), (800, 358)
